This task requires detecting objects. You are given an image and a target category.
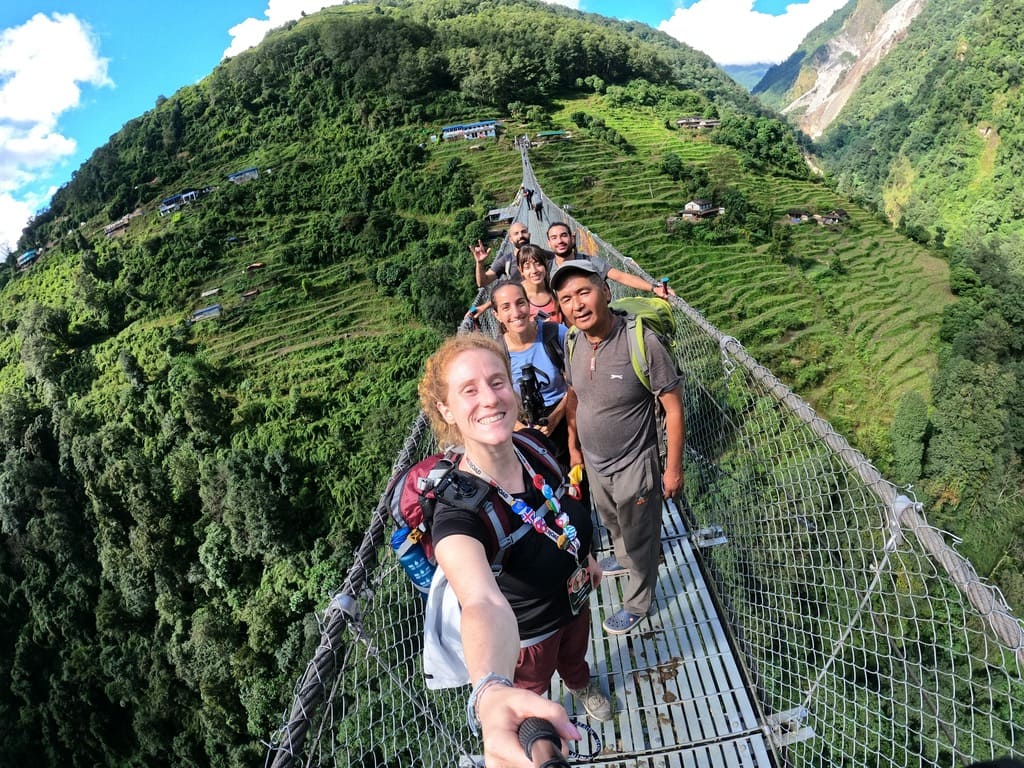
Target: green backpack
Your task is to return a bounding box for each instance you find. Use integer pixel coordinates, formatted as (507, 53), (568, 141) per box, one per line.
(566, 296), (677, 392)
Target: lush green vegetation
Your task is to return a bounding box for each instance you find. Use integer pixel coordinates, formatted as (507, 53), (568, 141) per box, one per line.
(816, 0), (1024, 251)
(1, 0), (1011, 764)
(796, 0), (1024, 597)
(0, 1), (792, 764)
(519, 94), (949, 454)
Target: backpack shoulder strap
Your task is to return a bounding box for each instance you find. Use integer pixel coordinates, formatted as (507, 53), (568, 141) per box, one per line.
(623, 314), (652, 393)
(540, 322), (564, 372)
(488, 430), (567, 573)
(565, 326), (578, 369)
(481, 500), (530, 573)
(417, 450), (461, 526)
(434, 465), (530, 572)
(512, 430), (563, 483)
(434, 468), (492, 514)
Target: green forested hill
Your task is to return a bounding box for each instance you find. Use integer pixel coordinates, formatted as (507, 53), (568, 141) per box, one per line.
(801, 0), (1024, 598)
(817, 0), (1024, 251)
(0, 1), (962, 765)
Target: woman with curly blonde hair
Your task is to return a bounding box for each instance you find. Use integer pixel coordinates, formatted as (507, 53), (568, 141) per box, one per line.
(417, 333), (612, 766)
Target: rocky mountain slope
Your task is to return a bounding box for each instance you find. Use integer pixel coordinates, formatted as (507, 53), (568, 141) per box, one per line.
(753, 0), (925, 137)
(785, 0), (926, 137)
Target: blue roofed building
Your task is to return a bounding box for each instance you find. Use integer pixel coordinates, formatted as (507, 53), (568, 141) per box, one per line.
(441, 120), (498, 141)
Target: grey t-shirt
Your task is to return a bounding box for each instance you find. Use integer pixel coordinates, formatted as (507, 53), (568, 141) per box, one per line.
(565, 314), (679, 474)
(489, 249), (520, 280)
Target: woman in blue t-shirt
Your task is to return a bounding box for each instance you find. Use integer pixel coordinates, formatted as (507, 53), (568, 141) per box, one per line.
(491, 281), (570, 465)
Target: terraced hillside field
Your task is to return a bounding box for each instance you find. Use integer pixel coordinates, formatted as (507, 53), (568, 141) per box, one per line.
(438, 97), (952, 458)
(3, 97), (950, 474)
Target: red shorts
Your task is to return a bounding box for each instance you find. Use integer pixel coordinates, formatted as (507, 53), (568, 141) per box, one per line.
(514, 610), (592, 694)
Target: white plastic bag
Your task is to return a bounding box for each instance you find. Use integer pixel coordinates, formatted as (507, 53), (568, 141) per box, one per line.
(422, 566), (470, 689)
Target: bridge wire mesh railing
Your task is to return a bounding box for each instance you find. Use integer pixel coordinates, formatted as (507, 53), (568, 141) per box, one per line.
(266, 148), (1024, 768)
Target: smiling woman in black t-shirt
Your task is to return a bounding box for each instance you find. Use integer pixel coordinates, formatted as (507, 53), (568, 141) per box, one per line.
(418, 333), (612, 767)
(431, 428), (592, 640)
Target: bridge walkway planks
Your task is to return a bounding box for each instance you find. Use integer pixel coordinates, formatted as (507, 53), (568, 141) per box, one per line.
(549, 499), (774, 767)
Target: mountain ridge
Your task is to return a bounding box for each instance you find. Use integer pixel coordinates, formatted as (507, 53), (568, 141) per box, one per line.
(783, 0), (926, 138)
(753, 0), (924, 138)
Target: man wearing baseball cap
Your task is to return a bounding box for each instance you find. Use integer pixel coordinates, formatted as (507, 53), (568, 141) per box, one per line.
(551, 260), (685, 635)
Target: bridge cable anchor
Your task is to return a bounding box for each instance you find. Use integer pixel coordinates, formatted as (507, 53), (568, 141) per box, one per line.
(764, 706), (815, 748)
(719, 336), (740, 378)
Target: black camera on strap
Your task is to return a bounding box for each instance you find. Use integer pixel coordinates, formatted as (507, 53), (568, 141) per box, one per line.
(518, 364), (547, 429)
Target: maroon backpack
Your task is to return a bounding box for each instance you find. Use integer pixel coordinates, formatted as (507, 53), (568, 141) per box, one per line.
(386, 430), (563, 564)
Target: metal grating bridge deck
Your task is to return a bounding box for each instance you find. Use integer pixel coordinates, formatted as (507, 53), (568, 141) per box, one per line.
(549, 499), (774, 767)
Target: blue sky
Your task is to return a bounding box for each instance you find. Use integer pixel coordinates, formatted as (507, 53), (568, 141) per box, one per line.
(0, 0), (848, 252)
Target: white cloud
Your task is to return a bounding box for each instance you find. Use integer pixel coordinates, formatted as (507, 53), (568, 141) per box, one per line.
(0, 190), (42, 257)
(0, 12), (110, 251)
(658, 0), (848, 65)
(0, 193), (30, 256)
(0, 123), (76, 182)
(224, 0), (341, 58)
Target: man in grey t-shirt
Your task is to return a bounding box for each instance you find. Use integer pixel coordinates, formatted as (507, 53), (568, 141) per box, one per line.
(472, 221), (531, 287)
(552, 259), (685, 635)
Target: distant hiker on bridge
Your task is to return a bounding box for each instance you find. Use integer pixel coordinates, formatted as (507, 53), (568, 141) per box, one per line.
(418, 334), (613, 752)
(516, 244), (561, 324)
(533, 196), (544, 221)
(552, 259), (685, 636)
(473, 221), (532, 287)
(547, 222), (675, 303)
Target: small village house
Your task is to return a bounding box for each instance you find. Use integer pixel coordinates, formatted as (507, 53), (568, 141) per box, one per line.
(441, 120), (498, 141)
(681, 199), (724, 220)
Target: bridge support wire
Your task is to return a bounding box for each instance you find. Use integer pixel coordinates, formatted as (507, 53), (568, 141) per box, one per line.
(266, 413), (438, 768)
(582, 223), (1024, 667)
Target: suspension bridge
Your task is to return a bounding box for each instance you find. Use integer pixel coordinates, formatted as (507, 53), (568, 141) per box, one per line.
(265, 145), (1024, 767)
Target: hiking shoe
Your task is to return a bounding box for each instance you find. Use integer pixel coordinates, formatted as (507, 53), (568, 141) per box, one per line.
(599, 555), (628, 577)
(571, 680), (613, 721)
(603, 609), (645, 635)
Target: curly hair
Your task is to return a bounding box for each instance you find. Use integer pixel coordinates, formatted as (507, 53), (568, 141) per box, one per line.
(418, 333), (513, 447)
